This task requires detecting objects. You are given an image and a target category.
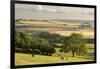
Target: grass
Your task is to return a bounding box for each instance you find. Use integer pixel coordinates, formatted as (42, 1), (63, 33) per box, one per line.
(15, 34), (94, 65)
(15, 53), (94, 66)
(15, 43), (95, 65)
(86, 44), (94, 49)
(86, 44), (94, 54)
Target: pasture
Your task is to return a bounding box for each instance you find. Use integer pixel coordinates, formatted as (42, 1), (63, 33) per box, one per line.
(15, 53), (93, 65)
(15, 44), (94, 65)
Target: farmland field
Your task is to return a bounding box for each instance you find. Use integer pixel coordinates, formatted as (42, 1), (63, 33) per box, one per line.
(16, 20), (94, 38)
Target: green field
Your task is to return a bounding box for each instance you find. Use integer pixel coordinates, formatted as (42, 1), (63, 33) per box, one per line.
(15, 53), (94, 65)
(15, 44), (94, 65)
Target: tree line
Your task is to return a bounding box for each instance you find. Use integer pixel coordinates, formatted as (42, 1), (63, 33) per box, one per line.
(15, 30), (94, 57)
(32, 31), (94, 44)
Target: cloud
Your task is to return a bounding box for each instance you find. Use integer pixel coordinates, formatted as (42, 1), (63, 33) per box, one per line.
(37, 5), (44, 11)
(45, 8), (57, 13)
(37, 5), (57, 13)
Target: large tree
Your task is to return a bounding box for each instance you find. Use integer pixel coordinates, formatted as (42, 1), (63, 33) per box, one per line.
(62, 33), (86, 57)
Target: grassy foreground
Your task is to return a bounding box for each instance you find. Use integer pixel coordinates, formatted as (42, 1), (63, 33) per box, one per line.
(15, 53), (94, 66)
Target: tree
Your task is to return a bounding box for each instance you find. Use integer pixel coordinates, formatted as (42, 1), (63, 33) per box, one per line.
(15, 31), (56, 55)
(62, 33), (86, 57)
(15, 31), (25, 48)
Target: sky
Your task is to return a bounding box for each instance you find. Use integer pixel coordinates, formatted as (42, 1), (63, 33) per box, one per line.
(15, 4), (94, 20)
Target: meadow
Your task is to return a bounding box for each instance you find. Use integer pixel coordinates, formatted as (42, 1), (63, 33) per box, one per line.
(15, 53), (94, 65)
(15, 43), (94, 65)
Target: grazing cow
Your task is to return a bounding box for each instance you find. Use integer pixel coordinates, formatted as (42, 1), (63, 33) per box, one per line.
(61, 56), (64, 60)
(32, 53), (34, 57)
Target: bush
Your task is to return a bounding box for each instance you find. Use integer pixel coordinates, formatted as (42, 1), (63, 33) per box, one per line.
(85, 38), (94, 44)
(15, 48), (31, 53)
(33, 49), (41, 54)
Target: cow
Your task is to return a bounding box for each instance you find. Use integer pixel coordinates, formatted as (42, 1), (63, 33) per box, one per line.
(60, 56), (64, 60)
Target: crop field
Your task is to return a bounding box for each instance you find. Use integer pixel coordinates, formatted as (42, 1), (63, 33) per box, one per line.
(15, 20), (94, 38)
(50, 30), (94, 38)
(17, 20), (81, 26)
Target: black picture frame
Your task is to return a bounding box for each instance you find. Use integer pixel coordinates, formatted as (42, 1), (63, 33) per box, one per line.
(10, 0), (97, 69)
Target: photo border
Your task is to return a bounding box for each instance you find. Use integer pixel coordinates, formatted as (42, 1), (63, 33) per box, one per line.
(10, 0), (97, 69)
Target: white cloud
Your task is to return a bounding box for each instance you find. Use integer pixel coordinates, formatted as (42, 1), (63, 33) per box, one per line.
(45, 8), (57, 12)
(37, 5), (44, 11)
(37, 5), (57, 13)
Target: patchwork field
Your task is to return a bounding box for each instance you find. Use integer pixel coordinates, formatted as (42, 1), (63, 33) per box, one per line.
(16, 20), (94, 38)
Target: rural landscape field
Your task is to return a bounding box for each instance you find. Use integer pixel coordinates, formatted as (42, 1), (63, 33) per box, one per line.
(15, 4), (95, 66)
